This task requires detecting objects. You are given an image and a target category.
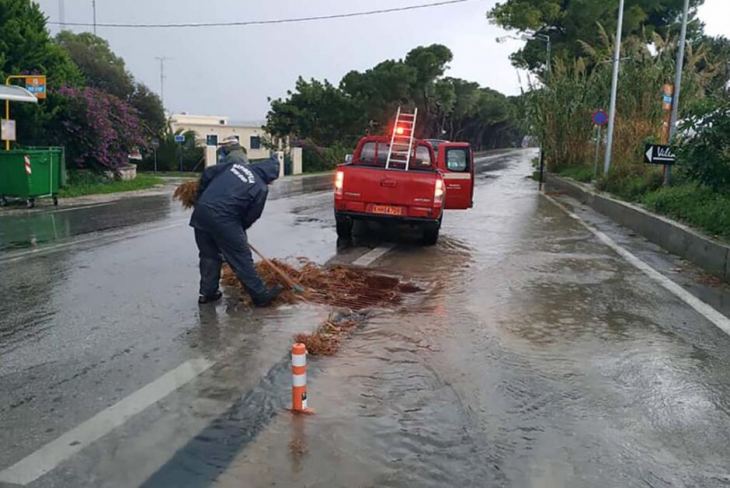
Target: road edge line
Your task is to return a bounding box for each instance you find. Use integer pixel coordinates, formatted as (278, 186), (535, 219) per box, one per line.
(543, 193), (730, 337)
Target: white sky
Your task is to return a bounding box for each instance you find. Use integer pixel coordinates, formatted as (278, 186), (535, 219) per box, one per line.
(34, 0), (729, 121)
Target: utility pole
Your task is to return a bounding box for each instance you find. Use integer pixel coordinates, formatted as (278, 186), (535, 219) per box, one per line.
(59, 0), (66, 29)
(155, 57), (171, 109)
(92, 0), (97, 34)
(603, 0), (626, 176)
(667, 0), (691, 186)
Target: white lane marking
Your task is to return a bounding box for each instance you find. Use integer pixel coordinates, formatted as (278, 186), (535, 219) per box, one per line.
(50, 202), (114, 214)
(0, 358), (214, 486)
(544, 194), (730, 337)
(352, 244), (395, 267)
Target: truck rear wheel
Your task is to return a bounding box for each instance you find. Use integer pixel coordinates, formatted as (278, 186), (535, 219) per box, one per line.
(335, 215), (353, 239)
(422, 220), (441, 246)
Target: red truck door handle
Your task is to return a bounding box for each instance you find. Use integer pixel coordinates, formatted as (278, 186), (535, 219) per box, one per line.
(380, 178), (397, 188)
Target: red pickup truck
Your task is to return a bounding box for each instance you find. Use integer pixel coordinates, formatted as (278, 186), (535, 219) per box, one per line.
(334, 135), (474, 244)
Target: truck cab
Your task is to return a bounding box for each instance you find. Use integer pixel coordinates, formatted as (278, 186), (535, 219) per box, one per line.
(334, 135), (473, 245)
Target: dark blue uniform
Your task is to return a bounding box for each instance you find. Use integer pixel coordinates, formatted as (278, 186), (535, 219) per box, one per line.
(190, 157), (280, 303)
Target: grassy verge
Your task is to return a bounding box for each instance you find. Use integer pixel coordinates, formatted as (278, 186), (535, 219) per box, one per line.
(642, 184), (730, 242)
(59, 174), (164, 198)
(557, 165), (594, 183)
(553, 165), (730, 243)
(139, 171), (200, 178)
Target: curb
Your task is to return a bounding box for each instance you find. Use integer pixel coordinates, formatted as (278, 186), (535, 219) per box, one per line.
(545, 174), (730, 283)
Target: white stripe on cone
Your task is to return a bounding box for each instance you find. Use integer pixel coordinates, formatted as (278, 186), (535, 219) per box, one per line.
(292, 373), (307, 387)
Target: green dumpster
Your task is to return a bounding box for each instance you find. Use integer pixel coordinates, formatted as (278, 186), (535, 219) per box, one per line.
(0, 148), (64, 208)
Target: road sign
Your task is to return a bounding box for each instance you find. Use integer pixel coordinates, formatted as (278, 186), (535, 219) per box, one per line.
(592, 109), (608, 126)
(174, 134), (185, 143)
(24, 75), (47, 100)
(644, 144), (676, 165)
(151, 138), (160, 149)
(1, 119), (16, 141)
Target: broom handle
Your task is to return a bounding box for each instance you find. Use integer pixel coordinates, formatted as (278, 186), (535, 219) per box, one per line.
(248, 243), (300, 288)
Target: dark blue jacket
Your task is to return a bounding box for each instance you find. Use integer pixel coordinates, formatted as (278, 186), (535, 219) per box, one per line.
(190, 156), (280, 231)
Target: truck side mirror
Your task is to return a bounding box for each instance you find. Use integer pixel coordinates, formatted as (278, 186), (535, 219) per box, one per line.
(345, 154), (353, 164)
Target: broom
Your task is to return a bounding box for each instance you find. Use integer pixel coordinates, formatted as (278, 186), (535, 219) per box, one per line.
(249, 243), (306, 294)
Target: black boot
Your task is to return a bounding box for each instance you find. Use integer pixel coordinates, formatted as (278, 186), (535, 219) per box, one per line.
(198, 291), (223, 305)
(252, 285), (284, 307)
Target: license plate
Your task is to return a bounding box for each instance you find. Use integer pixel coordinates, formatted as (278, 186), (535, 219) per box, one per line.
(370, 204), (403, 216)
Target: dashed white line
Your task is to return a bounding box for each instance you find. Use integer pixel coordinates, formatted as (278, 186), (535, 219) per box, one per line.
(352, 244), (395, 267)
(0, 358), (214, 486)
(544, 194), (730, 337)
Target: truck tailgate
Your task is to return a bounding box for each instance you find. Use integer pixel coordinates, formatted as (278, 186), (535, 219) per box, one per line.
(339, 166), (439, 218)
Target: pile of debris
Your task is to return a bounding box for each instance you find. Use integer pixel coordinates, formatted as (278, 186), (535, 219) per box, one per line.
(221, 258), (420, 310)
(294, 314), (360, 356)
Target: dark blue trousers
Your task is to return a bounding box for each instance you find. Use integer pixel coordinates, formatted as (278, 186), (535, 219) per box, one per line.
(192, 211), (267, 299)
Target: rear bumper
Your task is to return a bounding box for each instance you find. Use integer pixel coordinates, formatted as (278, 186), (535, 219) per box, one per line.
(335, 210), (441, 226)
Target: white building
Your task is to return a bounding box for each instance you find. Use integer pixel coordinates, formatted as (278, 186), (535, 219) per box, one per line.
(169, 113), (270, 161)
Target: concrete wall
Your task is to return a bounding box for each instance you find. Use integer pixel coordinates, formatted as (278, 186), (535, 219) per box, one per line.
(545, 174), (730, 282)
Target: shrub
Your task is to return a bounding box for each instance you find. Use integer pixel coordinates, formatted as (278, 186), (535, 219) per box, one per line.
(676, 98), (730, 192)
(54, 86), (146, 170)
(596, 170), (664, 202)
(643, 184), (730, 241)
(302, 142), (351, 173)
(138, 129), (203, 172)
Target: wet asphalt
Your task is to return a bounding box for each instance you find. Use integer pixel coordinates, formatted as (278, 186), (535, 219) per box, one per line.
(2, 150), (730, 487)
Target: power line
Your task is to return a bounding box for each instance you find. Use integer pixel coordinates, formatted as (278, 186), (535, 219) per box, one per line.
(47, 0), (475, 29)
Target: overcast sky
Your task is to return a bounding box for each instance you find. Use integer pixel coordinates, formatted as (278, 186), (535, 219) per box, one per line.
(35, 0), (729, 122)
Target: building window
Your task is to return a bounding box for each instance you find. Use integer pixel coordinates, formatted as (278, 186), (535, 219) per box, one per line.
(250, 136), (261, 150)
(206, 134), (218, 146)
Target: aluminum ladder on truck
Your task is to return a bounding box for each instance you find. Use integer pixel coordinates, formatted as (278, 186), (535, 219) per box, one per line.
(385, 106), (418, 170)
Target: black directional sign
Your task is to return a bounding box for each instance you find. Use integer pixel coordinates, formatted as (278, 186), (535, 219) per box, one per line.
(644, 144), (676, 165)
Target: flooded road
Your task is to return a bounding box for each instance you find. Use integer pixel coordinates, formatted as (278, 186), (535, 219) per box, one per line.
(2, 150), (730, 487)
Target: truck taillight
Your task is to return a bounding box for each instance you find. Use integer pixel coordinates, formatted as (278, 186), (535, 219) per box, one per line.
(396, 126), (405, 135)
(334, 170), (344, 197)
(434, 178), (445, 201)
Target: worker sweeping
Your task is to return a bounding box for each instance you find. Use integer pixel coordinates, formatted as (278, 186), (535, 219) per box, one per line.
(190, 154), (283, 306)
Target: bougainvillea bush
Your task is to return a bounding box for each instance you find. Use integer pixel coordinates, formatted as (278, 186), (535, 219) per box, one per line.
(56, 86), (146, 170)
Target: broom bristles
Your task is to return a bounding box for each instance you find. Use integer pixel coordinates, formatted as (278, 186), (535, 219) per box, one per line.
(173, 180), (200, 209)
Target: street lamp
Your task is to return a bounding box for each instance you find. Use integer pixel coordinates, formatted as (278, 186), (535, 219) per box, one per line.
(497, 31), (552, 190)
(603, 0), (626, 176)
(496, 32), (551, 77)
